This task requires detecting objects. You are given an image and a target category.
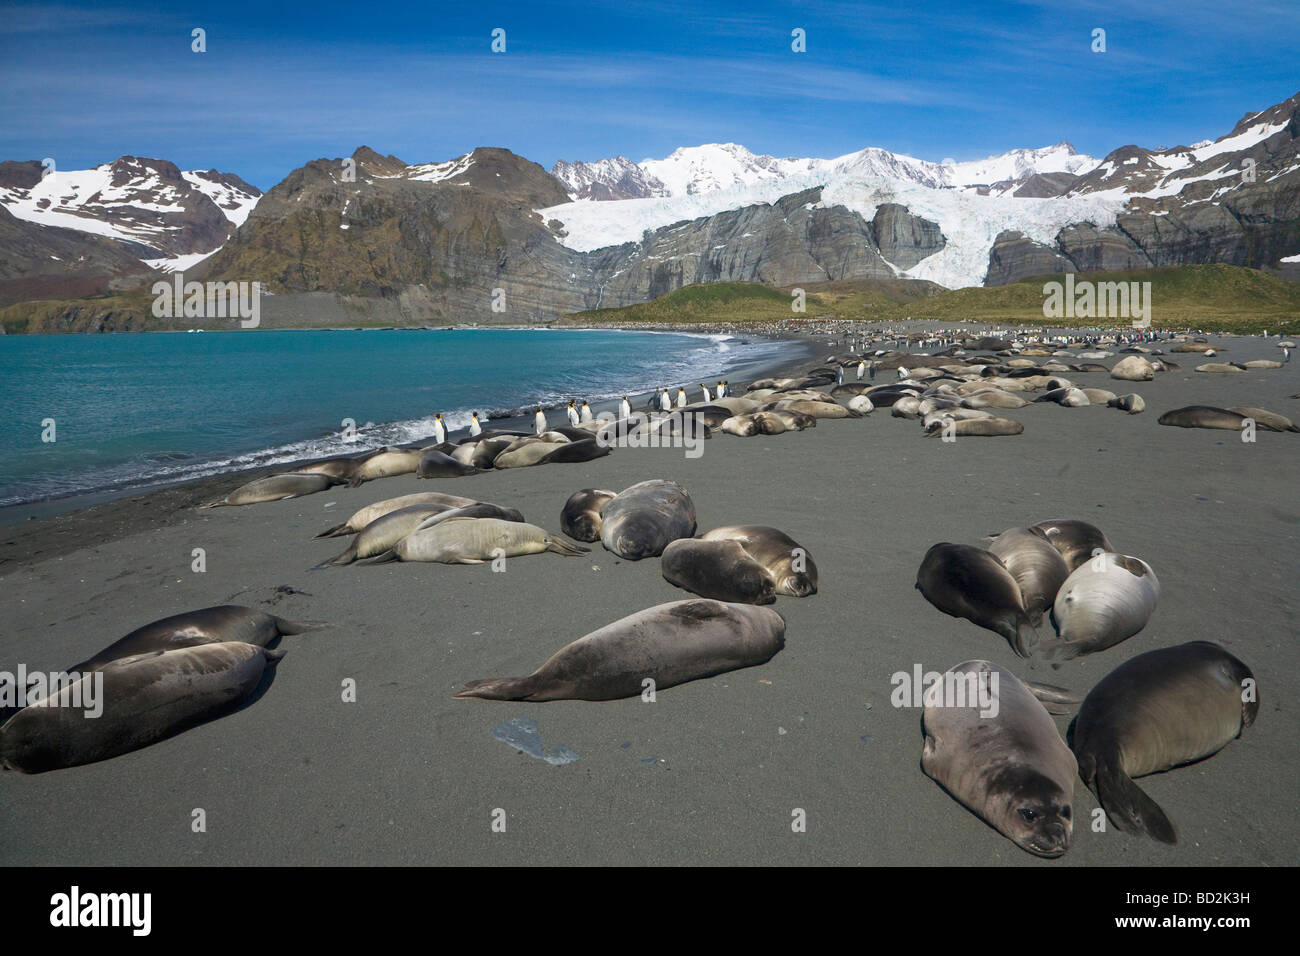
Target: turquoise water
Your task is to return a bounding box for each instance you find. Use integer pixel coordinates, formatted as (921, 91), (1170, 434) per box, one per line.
(0, 328), (791, 507)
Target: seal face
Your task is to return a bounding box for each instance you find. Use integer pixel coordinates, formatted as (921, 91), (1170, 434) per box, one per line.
(599, 480), (697, 560)
(699, 526), (818, 597)
(1030, 519), (1115, 572)
(921, 661), (1076, 858)
(915, 543), (1037, 657)
(455, 599), (786, 701)
(560, 489), (617, 542)
(1069, 641), (1258, 844)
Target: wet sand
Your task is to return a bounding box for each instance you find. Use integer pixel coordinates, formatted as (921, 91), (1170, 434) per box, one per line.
(1, 328), (1296, 866)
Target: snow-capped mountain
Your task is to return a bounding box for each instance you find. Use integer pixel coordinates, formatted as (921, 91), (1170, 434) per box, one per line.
(551, 156), (669, 200)
(0, 156), (260, 271)
(552, 140), (1101, 201)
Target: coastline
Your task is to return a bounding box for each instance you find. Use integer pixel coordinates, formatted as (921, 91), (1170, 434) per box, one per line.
(1, 325), (1294, 865)
(0, 327), (817, 559)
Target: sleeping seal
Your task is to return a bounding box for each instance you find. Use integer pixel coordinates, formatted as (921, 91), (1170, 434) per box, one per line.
(417, 449), (480, 478)
(375, 517), (588, 564)
(314, 492), (479, 537)
(312, 503), (463, 567)
(455, 599), (785, 701)
(915, 543), (1037, 657)
(1069, 641), (1258, 844)
(1157, 406), (1250, 430)
(922, 660), (1077, 858)
(661, 539), (777, 605)
(986, 527), (1069, 627)
(1030, 519), (1116, 572)
(599, 480), (697, 560)
(699, 526), (818, 597)
(1042, 553), (1159, 661)
(64, 604), (322, 674)
(559, 488), (617, 542)
(199, 472), (342, 508)
(0, 643), (284, 774)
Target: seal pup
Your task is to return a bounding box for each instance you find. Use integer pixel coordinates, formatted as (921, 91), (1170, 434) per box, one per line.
(1069, 641), (1258, 844)
(560, 488), (618, 542)
(374, 517), (587, 564)
(915, 543), (1037, 657)
(537, 438), (612, 464)
(661, 539), (777, 605)
(700, 526), (818, 597)
(986, 527), (1070, 627)
(1043, 553), (1159, 661)
(315, 492), (479, 537)
(1110, 355), (1156, 381)
(455, 599), (785, 701)
(1030, 519), (1115, 572)
(0, 643), (284, 774)
(65, 605), (323, 674)
(922, 660), (1077, 858)
(199, 473), (341, 508)
(600, 480), (697, 560)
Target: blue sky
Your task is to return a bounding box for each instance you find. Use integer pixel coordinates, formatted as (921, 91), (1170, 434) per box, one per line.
(1, 0), (1296, 190)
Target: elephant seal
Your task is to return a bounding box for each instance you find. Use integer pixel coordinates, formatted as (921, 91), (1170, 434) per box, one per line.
(1042, 553), (1159, 661)
(1069, 641), (1258, 844)
(600, 480), (697, 560)
(538, 437), (612, 464)
(915, 543), (1037, 657)
(315, 492), (479, 537)
(1107, 393), (1145, 414)
(455, 599), (785, 701)
(700, 526), (818, 597)
(0, 643), (284, 774)
(1033, 387), (1090, 407)
(469, 437), (516, 469)
(922, 660), (1077, 858)
(199, 472), (341, 508)
(1030, 519), (1115, 572)
(64, 605), (322, 674)
(375, 517), (588, 564)
(1230, 407), (1300, 433)
(313, 503), (461, 567)
(1195, 363), (1245, 373)
(290, 455), (360, 483)
(417, 449), (479, 478)
(1157, 405), (1250, 430)
(987, 527), (1069, 627)
(1110, 356), (1156, 381)
(719, 414), (761, 437)
(924, 417), (1023, 437)
(350, 447), (424, 485)
(493, 441), (568, 469)
(961, 389), (1028, 409)
(560, 488), (618, 542)
(661, 539), (777, 605)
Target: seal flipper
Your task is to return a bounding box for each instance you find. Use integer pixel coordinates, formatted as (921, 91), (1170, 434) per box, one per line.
(1095, 761), (1177, 844)
(998, 616), (1038, 658)
(1022, 680), (1081, 715)
(314, 523), (351, 538)
(271, 615), (330, 635)
(455, 676), (540, 701)
(546, 537), (590, 556)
